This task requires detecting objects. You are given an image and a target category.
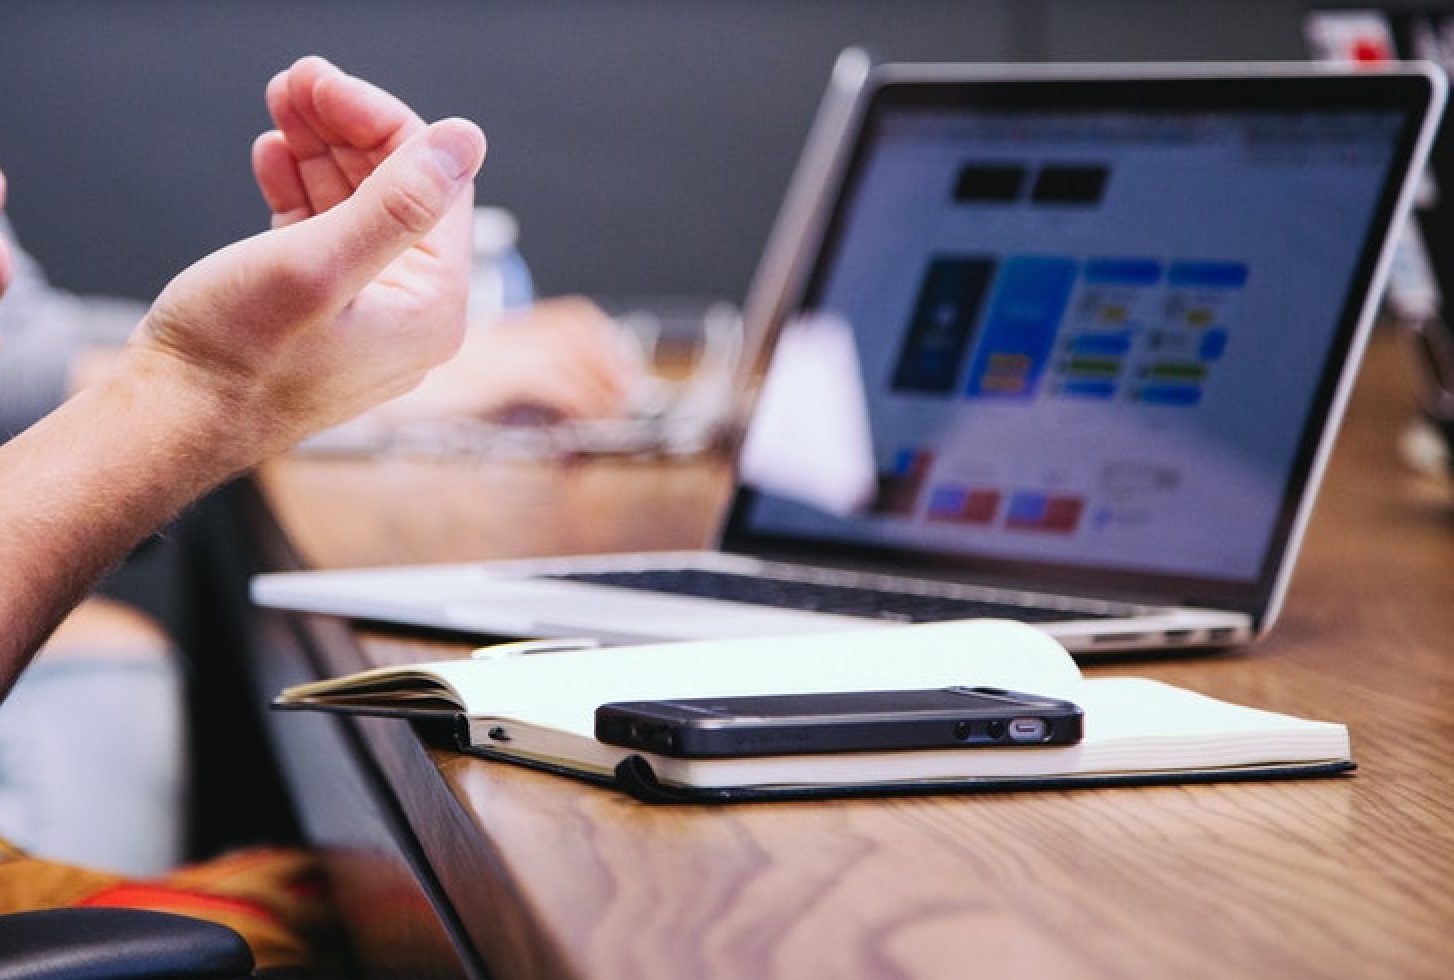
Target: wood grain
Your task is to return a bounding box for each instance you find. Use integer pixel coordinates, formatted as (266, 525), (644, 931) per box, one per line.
(255, 330), (1454, 979)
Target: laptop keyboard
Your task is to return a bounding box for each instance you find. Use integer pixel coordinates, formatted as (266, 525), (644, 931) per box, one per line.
(549, 568), (1111, 624)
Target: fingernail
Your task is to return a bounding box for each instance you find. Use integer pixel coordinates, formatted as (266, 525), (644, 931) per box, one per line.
(427, 121), (483, 182)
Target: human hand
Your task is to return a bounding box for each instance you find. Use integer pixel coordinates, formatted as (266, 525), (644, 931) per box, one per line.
(127, 57), (484, 465)
(376, 296), (646, 424)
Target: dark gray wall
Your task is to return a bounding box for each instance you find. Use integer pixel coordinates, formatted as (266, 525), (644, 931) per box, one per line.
(0, 0), (1436, 306)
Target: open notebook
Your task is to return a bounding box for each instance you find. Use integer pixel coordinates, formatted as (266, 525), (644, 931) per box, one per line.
(273, 620), (1351, 802)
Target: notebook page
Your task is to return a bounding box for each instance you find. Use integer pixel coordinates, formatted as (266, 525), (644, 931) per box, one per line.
(1074, 678), (1350, 771)
(434, 619), (1079, 737)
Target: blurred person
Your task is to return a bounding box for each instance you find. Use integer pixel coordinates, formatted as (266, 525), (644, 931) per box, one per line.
(379, 294), (639, 425)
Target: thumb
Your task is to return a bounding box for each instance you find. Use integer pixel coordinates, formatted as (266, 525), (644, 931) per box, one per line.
(297, 118), (485, 296)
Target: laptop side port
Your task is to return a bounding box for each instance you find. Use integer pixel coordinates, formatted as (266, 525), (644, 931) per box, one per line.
(1092, 633), (1149, 646)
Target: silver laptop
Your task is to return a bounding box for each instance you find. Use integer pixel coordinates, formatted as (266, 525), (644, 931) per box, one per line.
(253, 57), (1445, 654)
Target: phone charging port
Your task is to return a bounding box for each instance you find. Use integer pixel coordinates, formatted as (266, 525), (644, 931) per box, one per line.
(1007, 717), (1049, 743)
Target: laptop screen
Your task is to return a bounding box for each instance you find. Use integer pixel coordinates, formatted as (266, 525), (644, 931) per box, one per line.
(723, 71), (1435, 613)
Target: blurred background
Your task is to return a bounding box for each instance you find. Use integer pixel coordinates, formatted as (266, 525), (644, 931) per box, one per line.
(3, 0), (1451, 877)
(0, 0), (1430, 310)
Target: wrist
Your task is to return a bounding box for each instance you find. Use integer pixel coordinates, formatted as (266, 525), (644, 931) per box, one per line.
(0, 335), (264, 689)
(95, 346), (269, 490)
(66, 346), (126, 396)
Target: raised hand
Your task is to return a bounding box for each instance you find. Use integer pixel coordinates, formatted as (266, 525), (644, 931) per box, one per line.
(130, 57), (485, 460)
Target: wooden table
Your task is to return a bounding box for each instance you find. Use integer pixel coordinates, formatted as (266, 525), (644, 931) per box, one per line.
(246, 329), (1454, 980)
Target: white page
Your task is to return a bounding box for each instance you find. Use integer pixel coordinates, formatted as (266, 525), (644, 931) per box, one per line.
(430, 619), (1081, 736)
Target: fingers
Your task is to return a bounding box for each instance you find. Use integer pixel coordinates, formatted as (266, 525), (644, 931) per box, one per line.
(267, 63), (353, 215)
(560, 342), (634, 416)
(543, 360), (632, 419)
(265, 57), (425, 217)
(291, 117), (484, 300)
(290, 58), (410, 193)
(535, 298), (646, 405)
(284, 56), (347, 148)
(265, 65), (324, 156)
(251, 131), (311, 229)
(486, 352), (625, 421)
(495, 300), (642, 418)
(312, 68), (422, 174)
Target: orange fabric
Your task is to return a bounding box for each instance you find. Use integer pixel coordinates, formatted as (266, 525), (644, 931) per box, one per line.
(0, 839), (334, 969)
(76, 884), (285, 926)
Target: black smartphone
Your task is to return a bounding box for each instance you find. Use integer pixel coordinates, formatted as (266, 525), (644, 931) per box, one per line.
(594, 686), (1083, 758)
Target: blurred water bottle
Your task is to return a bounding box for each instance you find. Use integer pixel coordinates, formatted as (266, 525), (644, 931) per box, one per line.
(467, 206), (534, 327)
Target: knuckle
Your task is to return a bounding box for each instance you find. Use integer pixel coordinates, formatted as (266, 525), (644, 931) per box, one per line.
(379, 175), (442, 236)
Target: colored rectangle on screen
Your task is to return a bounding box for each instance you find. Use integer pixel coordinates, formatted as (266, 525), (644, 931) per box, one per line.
(1168, 261), (1249, 288)
(1060, 380), (1117, 399)
(1006, 492), (1047, 525)
(953, 164), (1028, 204)
(1006, 492), (1084, 532)
(926, 485), (965, 515)
(1146, 361), (1208, 382)
(1041, 497), (1085, 532)
(1031, 164), (1109, 205)
(964, 256), (1077, 399)
(1139, 385), (1203, 406)
(1083, 258), (1161, 286)
(926, 486), (1000, 525)
(1065, 356), (1122, 378)
(1199, 328), (1229, 360)
(1070, 332), (1134, 357)
(891, 257), (997, 394)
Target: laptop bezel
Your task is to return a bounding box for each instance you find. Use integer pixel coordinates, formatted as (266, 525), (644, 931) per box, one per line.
(716, 61), (1445, 621)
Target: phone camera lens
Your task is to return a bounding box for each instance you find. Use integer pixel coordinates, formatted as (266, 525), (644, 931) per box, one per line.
(986, 720), (1007, 740)
(953, 721), (972, 740)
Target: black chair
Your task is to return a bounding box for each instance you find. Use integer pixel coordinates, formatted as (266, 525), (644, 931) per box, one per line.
(0, 908), (330, 980)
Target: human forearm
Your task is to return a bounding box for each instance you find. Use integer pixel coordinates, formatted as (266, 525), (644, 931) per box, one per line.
(0, 349), (245, 696)
(0, 60), (484, 702)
